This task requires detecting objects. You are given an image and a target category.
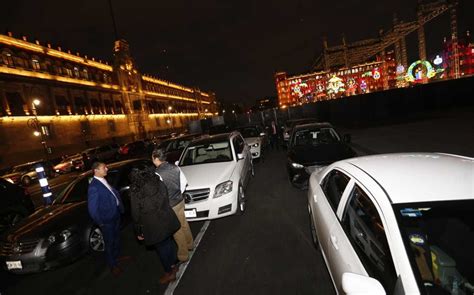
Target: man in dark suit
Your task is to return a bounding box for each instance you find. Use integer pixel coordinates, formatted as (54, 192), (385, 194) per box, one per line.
(87, 161), (124, 276)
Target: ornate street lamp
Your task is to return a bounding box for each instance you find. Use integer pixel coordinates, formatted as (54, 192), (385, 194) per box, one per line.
(27, 99), (50, 159)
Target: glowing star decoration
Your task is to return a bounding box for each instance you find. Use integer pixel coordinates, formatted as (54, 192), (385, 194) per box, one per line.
(405, 60), (436, 83)
(433, 55), (443, 66)
(372, 68), (381, 80)
(327, 75), (345, 95)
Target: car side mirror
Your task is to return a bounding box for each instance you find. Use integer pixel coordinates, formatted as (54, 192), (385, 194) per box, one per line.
(343, 134), (351, 143)
(237, 153), (244, 161)
(342, 273), (385, 295)
(259, 132), (266, 137)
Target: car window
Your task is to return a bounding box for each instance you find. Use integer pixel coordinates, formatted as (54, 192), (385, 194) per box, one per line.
(180, 141), (233, 166)
(342, 184), (397, 293)
(98, 146), (110, 152)
(62, 176), (92, 203)
(321, 169), (350, 213)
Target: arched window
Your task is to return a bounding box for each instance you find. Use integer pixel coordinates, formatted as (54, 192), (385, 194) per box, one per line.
(82, 68), (89, 79)
(64, 64), (73, 77)
(73, 67), (80, 78)
(31, 56), (41, 70)
(1, 50), (14, 66)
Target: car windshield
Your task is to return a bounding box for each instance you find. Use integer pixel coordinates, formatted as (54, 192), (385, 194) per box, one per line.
(394, 200), (474, 295)
(180, 141), (233, 166)
(166, 138), (192, 152)
(237, 127), (258, 138)
(292, 128), (340, 146)
(12, 164), (33, 173)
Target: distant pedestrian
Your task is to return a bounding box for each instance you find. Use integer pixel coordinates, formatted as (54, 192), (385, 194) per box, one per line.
(152, 148), (194, 263)
(87, 162), (125, 276)
(269, 120), (280, 150)
(129, 164), (180, 284)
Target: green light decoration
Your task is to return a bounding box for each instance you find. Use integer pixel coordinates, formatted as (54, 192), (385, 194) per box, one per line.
(405, 60), (436, 82)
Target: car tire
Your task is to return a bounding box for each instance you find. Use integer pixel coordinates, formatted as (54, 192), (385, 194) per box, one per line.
(21, 176), (32, 186)
(309, 209), (320, 250)
(89, 227), (105, 252)
(235, 184), (246, 216)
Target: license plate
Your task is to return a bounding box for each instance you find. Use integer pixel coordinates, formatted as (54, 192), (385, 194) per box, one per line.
(184, 209), (197, 218)
(6, 260), (22, 270)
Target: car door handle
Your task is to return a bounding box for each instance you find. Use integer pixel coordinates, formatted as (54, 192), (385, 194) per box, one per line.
(330, 235), (339, 250)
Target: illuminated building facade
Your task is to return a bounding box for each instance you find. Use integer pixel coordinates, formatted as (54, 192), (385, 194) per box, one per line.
(276, 52), (396, 107)
(443, 31), (474, 78)
(0, 33), (216, 166)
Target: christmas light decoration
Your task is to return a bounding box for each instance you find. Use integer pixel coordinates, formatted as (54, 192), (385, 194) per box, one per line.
(327, 75), (345, 95)
(405, 60), (436, 82)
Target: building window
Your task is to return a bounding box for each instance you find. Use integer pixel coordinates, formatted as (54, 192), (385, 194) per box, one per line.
(5, 92), (25, 116)
(2, 52), (14, 66)
(73, 67), (80, 78)
(55, 95), (70, 115)
(107, 120), (116, 132)
(65, 68), (73, 77)
(114, 101), (124, 114)
(82, 69), (89, 80)
(103, 100), (113, 114)
(132, 100), (141, 111)
(74, 97), (88, 115)
(32, 59), (41, 70)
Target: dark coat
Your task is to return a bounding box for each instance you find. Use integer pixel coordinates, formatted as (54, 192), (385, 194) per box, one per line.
(130, 174), (180, 246)
(88, 178), (124, 225)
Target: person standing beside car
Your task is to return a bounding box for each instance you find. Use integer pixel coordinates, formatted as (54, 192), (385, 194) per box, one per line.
(129, 164), (180, 284)
(87, 161), (125, 276)
(152, 148), (194, 263)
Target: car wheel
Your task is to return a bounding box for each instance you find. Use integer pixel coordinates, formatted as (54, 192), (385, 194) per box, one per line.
(309, 209), (319, 250)
(235, 184), (246, 216)
(89, 227), (105, 252)
(21, 176), (32, 186)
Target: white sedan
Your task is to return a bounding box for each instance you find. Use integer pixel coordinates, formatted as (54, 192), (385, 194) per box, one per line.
(308, 153), (474, 295)
(178, 132), (253, 221)
(236, 125), (266, 160)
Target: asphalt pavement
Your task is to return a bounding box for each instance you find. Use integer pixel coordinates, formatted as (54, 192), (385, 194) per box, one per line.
(0, 148), (334, 295)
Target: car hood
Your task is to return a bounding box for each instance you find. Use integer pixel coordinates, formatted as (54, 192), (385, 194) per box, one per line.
(288, 143), (355, 166)
(245, 137), (261, 146)
(180, 162), (236, 189)
(4, 202), (89, 242)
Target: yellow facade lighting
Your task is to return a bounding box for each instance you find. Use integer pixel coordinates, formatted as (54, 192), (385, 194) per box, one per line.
(0, 66), (119, 90)
(142, 76), (194, 93)
(0, 34), (112, 72)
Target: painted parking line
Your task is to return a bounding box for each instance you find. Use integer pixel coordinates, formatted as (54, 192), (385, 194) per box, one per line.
(164, 220), (211, 295)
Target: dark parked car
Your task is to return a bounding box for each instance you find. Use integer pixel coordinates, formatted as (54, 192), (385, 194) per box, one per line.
(0, 159), (151, 274)
(118, 140), (148, 158)
(2, 160), (55, 186)
(282, 118), (319, 143)
(0, 178), (35, 236)
(157, 133), (204, 163)
(286, 122), (356, 188)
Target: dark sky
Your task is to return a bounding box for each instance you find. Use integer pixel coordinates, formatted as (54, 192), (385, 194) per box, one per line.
(2, 0), (473, 106)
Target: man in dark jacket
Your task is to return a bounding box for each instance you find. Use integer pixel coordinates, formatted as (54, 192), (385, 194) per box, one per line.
(152, 148), (194, 263)
(87, 162), (124, 276)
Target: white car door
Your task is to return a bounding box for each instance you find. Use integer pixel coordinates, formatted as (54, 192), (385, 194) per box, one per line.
(232, 135), (248, 185)
(312, 169), (352, 280)
(327, 182), (399, 294)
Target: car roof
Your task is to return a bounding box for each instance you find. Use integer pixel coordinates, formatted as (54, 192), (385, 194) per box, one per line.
(189, 133), (233, 146)
(293, 122), (332, 130)
(344, 153), (474, 204)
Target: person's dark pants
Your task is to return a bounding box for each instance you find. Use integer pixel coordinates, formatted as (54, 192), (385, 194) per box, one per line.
(154, 237), (177, 273)
(270, 134), (279, 150)
(101, 217), (121, 268)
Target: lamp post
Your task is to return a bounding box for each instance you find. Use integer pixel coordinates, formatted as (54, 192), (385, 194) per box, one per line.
(167, 105), (174, 132)
(27, 99), (49, 159)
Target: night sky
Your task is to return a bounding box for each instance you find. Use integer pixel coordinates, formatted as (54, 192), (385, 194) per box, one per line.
(2, 0), (473, 106)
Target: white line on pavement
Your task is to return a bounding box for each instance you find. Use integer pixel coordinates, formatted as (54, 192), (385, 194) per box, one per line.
(164, 220), (211, 295)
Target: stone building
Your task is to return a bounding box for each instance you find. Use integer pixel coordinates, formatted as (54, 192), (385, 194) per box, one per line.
(0, 33), (217, 168)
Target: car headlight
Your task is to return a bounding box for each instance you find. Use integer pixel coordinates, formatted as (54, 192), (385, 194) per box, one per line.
(290, 162), (304, 169)
(4, 177), (14, 184)
(214, 181), (233, 198)
(48, 229), (73, 244)
(252, 143), (260, 148)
